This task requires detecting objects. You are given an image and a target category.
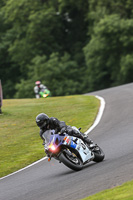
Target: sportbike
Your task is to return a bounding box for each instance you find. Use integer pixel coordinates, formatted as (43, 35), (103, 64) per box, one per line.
(43, 127), (105, 171)
(39, 89), (51, 98)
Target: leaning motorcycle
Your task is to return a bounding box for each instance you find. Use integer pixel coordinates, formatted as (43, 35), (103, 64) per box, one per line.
(39, 89), (51, 98)
(43, 128), (105, 171)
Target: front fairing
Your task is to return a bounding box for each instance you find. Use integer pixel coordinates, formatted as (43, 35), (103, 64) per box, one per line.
(43, 131), (94, 163)
(43, 131), (66, 156)
(42, 129), (55, 143)
(39, 89), (51, 98)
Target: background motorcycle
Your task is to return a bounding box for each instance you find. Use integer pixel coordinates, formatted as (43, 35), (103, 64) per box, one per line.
(43, 128), (105, 171)
(39, 89), (51, 98)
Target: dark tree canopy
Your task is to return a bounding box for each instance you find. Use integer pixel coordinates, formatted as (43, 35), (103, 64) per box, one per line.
(0, 0), (133, 98)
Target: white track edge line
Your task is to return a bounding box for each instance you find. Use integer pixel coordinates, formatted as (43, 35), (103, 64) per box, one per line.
(84, 95), (105, 135)
(0, 157), (47, 180)
(0, 95), (105, 181)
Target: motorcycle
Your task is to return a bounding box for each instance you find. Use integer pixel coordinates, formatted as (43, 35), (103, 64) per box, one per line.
(39, 89), (51, 98)
(43, 127), (105, 171)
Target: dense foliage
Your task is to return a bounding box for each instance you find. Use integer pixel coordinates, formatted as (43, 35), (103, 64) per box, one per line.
(0, 0), (133, 98)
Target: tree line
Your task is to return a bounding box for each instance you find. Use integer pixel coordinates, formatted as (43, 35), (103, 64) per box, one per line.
(0, 0), (133, 98)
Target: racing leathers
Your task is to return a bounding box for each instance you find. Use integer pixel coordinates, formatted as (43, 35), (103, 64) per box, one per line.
(39, 117), (93, 146)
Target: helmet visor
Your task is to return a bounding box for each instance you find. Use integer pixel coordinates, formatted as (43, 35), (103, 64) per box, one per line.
(36, 120), (47, 128)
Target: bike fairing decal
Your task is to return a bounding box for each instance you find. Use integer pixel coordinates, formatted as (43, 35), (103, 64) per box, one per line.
(63, 136), (76, 148)
(70, 138), (77, 149)
(66, 138), (70, 144)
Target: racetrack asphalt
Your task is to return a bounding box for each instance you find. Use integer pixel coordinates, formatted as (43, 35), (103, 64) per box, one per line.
(1, 83), (133, 200)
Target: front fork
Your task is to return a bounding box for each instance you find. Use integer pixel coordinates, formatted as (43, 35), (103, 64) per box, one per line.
(45, 149), (62, 162)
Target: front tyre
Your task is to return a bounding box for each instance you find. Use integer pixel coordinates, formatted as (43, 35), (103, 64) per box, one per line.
(59, 150), (83, 171)
(92, 145), (105, 162)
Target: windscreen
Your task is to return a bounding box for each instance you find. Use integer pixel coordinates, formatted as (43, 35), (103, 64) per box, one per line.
(42, 129), (55, 143)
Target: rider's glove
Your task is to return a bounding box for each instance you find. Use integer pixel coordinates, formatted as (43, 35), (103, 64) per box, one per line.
(66, 126), (73, 136)
(60, 127), (67, 134)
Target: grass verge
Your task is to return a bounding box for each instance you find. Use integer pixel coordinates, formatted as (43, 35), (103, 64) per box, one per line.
(0, 95), (99, 178)
(82, 179), (133, 200)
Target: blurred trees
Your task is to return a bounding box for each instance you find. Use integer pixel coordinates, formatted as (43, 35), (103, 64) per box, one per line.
(84, 15), (133, 90)
(0, 0), (133, 98)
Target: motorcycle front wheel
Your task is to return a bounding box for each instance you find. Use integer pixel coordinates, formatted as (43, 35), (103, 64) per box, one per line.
(59, 149), (83, 171)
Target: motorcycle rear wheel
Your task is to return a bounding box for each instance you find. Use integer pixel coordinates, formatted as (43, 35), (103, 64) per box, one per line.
(59, 150), (83, 171)
(92, 145), (105, 162)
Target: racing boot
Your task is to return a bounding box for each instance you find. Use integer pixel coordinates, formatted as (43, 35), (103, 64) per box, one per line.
(83, 135), (93, 145)
(67, 126), (95, 147)
(83, 136), (96, 148)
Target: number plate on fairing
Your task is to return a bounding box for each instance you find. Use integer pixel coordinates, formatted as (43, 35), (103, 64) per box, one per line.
(75, 137), (94, 163)
(63, 136), (94, 163)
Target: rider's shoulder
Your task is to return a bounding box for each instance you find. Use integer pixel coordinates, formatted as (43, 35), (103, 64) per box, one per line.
(40, 84), (46, 88)
(49, 117), (60, 126)
(49, 117), (59, 122)
(34, 85), (38, 89)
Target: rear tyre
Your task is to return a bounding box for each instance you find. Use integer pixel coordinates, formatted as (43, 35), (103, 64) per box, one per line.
(59, 150), (83, 171)
(92, 145), (105, 162)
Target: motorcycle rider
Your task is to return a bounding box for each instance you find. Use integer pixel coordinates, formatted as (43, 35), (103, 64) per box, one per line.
(36, 113), (94, 147)
(34, 81), (47, 98)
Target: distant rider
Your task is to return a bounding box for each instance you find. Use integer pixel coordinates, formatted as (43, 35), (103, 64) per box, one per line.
(34, 81), (47, 98)
(36, 113), (94, 148)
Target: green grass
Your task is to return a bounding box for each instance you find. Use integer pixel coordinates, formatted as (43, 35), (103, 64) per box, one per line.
(82, 179), (133, 200)
(0, 95), (99, 178)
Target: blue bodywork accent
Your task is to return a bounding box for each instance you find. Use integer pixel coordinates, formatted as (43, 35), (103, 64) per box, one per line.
(70, 138), (77, 149)
(48, 134), (76, 149)
(49, 134), (64, 148)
